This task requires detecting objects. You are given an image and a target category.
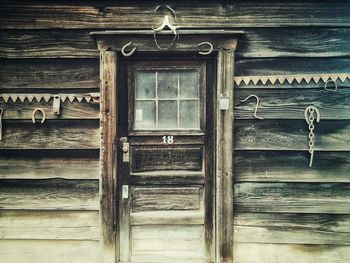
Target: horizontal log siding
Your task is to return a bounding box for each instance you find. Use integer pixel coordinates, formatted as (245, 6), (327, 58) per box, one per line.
(1, 1), (349, 262)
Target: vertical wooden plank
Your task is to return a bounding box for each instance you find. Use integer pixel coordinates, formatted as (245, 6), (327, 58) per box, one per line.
(216, 41), (236, 263)
(100, 49), (117, 263)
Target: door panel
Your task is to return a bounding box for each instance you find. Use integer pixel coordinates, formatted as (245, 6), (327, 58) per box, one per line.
(118, 58), (213, 263)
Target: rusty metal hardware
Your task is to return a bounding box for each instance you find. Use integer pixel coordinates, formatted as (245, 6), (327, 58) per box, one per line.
(120, 137), (130, 163)
(240, 94), (264, 120)
(53, 95), (61, 115)
(304, 106), (320, 167)
(122, 185), (129, 199)
(32, 107), (46, 124)
(324, 79), (338, 92)
(198, 42), (213, 55)
(121, 41), (136, 57)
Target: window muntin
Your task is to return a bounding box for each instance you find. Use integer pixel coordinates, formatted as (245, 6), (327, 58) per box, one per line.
(133, 69), (200, 131)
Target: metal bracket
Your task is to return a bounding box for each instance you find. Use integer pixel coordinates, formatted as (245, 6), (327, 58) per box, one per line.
(53, 95), (61, 115)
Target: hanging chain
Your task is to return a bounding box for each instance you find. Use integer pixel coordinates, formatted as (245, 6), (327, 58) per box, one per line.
(304, 106), (320, 167)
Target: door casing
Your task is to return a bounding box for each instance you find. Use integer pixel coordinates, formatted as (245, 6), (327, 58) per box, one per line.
(92, 30), (237, 263)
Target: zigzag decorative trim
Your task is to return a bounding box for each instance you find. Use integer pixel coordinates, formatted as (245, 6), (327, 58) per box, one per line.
(234, 73), (350, 86)
(0, 93), (100, 103)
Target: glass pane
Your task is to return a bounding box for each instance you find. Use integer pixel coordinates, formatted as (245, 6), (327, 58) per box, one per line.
(179, 70), (199, 98)
(158, 71), (178, 98)
(158, 100), (177, 128)
(134, 101), (156, 129)
(136, 71), (155, 99)
(180, 100), (199, 129)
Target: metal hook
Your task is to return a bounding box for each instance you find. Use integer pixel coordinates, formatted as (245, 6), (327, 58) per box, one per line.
(198, 42), (213, 55)
(32, 107), (46, 124)
(324, 79), (337, 92)
(304, 106), (320, 124)
(121, 41), (136, 57)
(240, 94), (264, 120)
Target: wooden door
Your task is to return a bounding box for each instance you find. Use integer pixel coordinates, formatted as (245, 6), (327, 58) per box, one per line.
(117, 58), (215, 263)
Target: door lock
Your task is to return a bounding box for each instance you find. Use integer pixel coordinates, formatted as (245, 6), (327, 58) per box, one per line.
(120, 137), (130, 163)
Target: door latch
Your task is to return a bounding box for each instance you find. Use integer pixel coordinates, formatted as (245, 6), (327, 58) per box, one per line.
(120, 137), (130, 163)
(122, 185), (129, 199)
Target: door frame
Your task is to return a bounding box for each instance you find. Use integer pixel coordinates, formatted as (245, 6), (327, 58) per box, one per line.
(92, 30), (238, 263)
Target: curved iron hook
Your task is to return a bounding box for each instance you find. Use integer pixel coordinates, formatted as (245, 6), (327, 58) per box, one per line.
(324, 79), (337, 92)
(121, 41), (136, 57)
(198, 42), (213, 55)
(32, 107), (46, 124)
(240, 94), (264, 120)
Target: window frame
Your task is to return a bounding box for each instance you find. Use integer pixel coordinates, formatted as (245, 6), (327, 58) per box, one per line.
(128, 60), (206, 135)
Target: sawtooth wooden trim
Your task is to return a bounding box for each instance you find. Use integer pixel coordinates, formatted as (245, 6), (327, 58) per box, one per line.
(216, 45), (235, 263)
(100, 50), (117, 263)
(235, 88), (350, 120)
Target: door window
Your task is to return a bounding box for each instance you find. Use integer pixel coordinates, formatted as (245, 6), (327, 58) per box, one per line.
(133, 67), (202, 131)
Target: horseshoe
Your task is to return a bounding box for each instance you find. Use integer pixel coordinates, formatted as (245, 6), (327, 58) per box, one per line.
(32, 108), (46, 124)
(121, 41), (136, 57)
(324, 79), (337, 92)
(198, 42), (213, 55)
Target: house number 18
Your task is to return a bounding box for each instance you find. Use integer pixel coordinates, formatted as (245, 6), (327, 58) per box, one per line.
(162, 136), (174, 144)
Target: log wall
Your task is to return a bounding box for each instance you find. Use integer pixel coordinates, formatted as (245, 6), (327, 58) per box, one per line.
(0, 1), (349, 262)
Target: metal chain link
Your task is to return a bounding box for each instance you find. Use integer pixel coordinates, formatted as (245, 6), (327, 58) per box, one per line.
(304, 106), (320, 167)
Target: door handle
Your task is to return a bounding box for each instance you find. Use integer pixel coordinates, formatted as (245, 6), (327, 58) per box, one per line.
(120, 137), (130, 163)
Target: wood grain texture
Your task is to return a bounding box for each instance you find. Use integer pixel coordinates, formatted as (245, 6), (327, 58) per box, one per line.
(234, 183), (350, 213)
(236, 58), (350, 76)
(233, 243), (350, 263)
(0, 210), (99, 240)
(131, 225), (204, 263)
(0, 59), (99, 89)
(130, 171), (204, 185)
(131, 187), (202, 212)
(237, 28), (350, 58)
(0, 151), (99, 179)
(131, 210), (204, 225)
(99, 50), (117, 261)
(131, 146), (203, 172)
(235, 88), (350, 120)
(235, 151), (350, 183)
(0, 179), (99, 210)
(2, 2), (350, 29)
(0, 99), (99, 120)
(0, 121), (99, 149)
(0, 240), (100, 263)
(0, 30), (98, 58)
(234, 120), (350, 151)
(234, 212), (350, 245)
(2, 28), (350, 58)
